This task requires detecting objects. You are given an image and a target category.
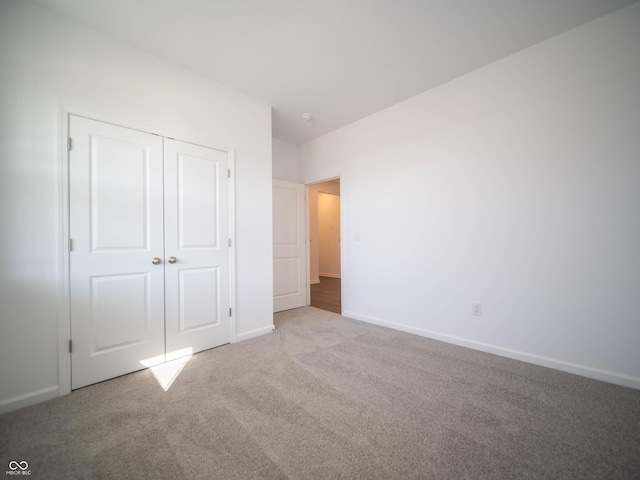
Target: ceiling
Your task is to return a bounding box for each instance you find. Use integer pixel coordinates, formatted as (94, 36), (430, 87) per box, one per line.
(32, 0), (637, 145)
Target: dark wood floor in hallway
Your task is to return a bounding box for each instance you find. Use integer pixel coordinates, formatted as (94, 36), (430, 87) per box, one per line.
(310, 276), (341, 314)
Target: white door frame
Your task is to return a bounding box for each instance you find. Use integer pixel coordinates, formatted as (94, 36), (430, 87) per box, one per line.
(305, 176), (343, 313)
(57, 105), (237, 396)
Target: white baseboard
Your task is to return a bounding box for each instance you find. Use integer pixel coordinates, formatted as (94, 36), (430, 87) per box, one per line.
(310, 278), (320, 285)
(343, 310), (640, 390)
(319, 273), (341, 279)
(0, 385), (59, 415)
(235, 325), (276, 343)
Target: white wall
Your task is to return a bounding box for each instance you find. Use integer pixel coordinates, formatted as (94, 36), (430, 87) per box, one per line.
(318, 193), (341, 278)
(300, 3), (640, 388)
(0, 1), (273, 412)
(272, 138), (299, 182)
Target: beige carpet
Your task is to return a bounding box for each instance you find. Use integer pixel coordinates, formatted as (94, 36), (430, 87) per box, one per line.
(1, 307), (639, 479)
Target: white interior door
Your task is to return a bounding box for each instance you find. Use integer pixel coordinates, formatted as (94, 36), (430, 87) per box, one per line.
(69, 116), (165, 389)
(163, 139), (230, 360)
(273, 180), (307, 312)
(70, 117), (232, 389)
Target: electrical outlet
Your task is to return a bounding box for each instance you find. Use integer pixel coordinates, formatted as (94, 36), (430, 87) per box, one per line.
(472, 303), (482, 316)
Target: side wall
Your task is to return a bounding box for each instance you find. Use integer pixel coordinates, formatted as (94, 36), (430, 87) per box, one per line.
(318, 192), (341, 278)
(0, 1), (273, 412)
(300, 3), (640, 388)
(272, 138), (299, 182)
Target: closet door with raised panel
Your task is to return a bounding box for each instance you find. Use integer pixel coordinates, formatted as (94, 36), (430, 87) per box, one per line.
(69, 118), (232, 389)
(163, 139), (230, 359)
(69, 116), (165, 389)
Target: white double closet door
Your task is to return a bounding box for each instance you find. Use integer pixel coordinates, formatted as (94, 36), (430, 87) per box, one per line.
(69, 116), (231, 389)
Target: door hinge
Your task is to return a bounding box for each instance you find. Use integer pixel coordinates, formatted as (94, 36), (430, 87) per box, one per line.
(69, 339), (73, 353)
(67, 137), (72, 151)
(229, 307), (232, 317)
(228, 238), (231, 247)
(227, 168), (231, 178)
(68, 238), (73, 252)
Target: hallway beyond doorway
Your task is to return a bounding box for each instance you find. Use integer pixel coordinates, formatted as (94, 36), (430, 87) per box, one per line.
(310, 276), (341, 314)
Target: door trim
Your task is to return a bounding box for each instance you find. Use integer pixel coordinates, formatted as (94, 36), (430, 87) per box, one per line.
(227, 149), (237, 344)
(58, 105), (237, 395)
(305, 185), (310, 304)
(305, 176), (343, 314)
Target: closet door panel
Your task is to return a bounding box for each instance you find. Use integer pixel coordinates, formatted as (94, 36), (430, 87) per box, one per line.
(164, 139), (230, 359)
(69, 116), (165, 389)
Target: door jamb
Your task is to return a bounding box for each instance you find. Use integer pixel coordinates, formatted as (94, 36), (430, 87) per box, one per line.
(305, 175), (343, 313)
(57, 105), (71, 397)
(305, 184), (310, 305)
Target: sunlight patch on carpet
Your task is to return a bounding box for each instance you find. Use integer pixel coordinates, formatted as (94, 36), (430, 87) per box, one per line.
(140, 348), (193, 391)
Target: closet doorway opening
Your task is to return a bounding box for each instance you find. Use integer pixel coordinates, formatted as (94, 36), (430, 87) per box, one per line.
(308, 178), (341, 314)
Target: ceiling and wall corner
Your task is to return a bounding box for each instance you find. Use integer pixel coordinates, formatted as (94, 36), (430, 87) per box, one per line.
(30, 0), (639, 145)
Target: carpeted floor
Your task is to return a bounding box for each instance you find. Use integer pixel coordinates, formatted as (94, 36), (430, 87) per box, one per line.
(1, 307), (639, 479)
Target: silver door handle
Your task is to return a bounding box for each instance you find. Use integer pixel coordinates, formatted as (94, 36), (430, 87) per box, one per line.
(152, 257), (161, 265)
(168, 256), (177, 264)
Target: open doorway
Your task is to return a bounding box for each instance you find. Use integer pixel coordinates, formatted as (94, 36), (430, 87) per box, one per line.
(308, 179), (341, 313)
